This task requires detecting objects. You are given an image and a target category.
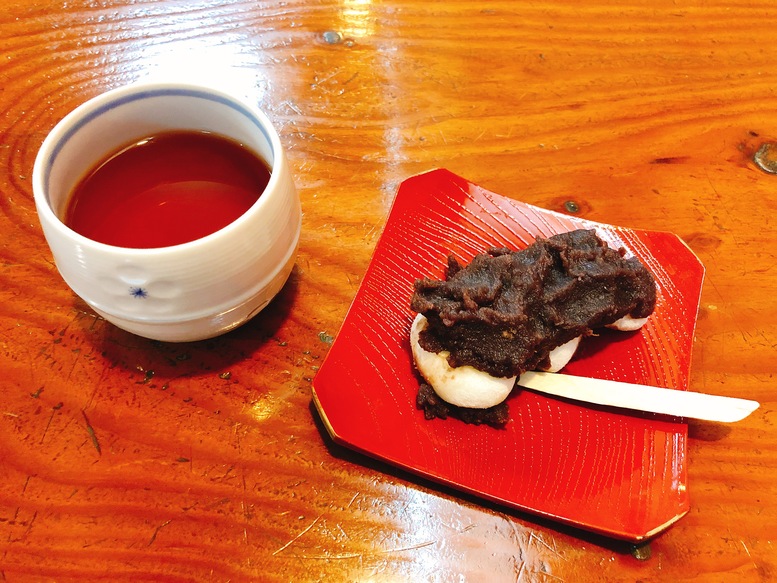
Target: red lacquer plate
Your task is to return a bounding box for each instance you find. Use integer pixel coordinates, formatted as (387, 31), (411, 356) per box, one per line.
(312, 169), (705, 541)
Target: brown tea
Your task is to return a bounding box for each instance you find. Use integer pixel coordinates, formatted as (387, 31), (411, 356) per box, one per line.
(65, 131), (271, 248)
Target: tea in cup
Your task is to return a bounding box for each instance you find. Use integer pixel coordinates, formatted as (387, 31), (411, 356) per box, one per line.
(33, 82), (301, 342)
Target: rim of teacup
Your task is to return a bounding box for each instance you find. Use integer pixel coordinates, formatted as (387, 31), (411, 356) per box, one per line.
(32, 81), (285, 256)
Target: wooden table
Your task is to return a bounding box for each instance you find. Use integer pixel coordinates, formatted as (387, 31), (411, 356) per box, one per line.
(1, 1), (775, 581)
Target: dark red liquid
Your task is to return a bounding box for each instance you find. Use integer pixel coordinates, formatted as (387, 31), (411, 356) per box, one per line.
(65, 131), (271, 248)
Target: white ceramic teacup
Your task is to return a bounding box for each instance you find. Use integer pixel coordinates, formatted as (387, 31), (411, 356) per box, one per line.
(33, 82), (301, 342)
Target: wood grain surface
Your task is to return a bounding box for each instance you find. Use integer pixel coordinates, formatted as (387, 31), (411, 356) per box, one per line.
(1, 1), (775, 581)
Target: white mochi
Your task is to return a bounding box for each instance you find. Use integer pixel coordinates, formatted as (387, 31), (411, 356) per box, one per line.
(606, 315), (648, 331)
(541, 336), (582, 373)
(410, 314), (515, 409)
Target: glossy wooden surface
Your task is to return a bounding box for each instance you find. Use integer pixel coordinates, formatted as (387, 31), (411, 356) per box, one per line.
(1, 1), (775, 581)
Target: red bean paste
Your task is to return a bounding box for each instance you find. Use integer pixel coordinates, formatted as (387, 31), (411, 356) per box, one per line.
(411, 229), (657, 425)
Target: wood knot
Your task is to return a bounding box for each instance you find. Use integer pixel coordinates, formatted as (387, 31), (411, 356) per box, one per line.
(753, 142), (777, 174)
(322, 31), (342, 44)
(563, 200), (580, 213)
(547, 196), (592, 216)
(683, 232), (722, 253)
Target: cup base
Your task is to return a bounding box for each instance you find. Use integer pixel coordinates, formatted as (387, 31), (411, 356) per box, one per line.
(91, 244), (297, 342)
